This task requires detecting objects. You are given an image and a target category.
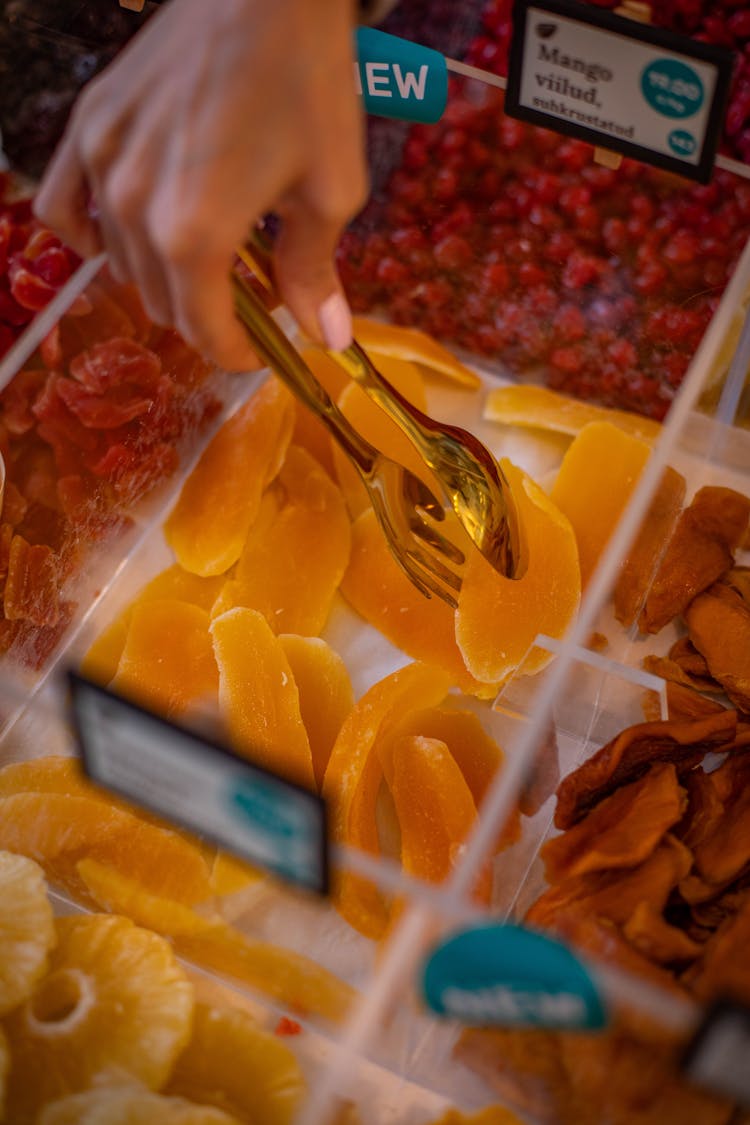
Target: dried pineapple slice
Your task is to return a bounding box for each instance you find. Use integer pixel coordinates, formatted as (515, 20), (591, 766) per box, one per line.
(166, 1002), (305, 1125)
(4, 914), (193, 1124)
(0, 850), (55, 1016)
(38, 1085), (241, 1125)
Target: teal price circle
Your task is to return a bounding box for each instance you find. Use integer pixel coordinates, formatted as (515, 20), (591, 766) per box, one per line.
(668, 128), (697, 156)
(641, 59), (704, 119)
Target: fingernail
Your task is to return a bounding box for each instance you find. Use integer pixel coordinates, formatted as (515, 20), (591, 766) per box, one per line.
(317, 292), (352, 351)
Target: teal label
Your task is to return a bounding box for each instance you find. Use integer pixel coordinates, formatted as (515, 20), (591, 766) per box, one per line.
(355, 28), (447, 123)
(422, 923), (606, 1029)
(226, 773), (325, 890)
(641, 58), (704, 118)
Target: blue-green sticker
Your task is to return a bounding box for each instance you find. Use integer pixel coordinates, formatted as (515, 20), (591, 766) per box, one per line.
(355, 27), (447, 123)
(422, 923), (606, 1030)
(641, 58), (705, 119)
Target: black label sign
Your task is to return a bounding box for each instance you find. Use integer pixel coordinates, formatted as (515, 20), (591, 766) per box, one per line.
(506, 0), (733, 182)
(68, 671), (329, 895)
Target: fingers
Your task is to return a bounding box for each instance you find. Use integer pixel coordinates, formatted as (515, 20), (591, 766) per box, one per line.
(33, 128), (102, 260)
(168, 244), (261, 372)
(272, 203), (353, 350)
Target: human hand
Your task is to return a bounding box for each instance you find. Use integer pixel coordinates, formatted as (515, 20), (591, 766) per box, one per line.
(34, 0), (367, 371)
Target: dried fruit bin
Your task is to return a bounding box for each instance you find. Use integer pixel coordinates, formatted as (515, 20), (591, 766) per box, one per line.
(0, 222), (270, 725)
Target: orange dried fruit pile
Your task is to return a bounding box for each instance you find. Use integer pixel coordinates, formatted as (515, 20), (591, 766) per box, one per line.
(3, 913), (193, 1122)
(213, 445), (351, 635)
(165, 1001), (305, 1125)
(164, 377), (295, 576)
(0, 851), (55, 1016)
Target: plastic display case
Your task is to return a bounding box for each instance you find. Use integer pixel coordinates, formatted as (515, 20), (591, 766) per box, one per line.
(1, 15), (750, 1124)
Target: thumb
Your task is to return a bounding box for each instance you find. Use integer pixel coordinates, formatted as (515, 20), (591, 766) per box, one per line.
(272, 203), (353, 352)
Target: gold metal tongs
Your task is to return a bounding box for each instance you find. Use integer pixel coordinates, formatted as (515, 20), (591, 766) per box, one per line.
(230, 258), (465, 608)
(238, 229), (522, 583)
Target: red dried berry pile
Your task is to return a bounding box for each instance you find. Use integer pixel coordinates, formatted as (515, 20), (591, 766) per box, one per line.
(341, 83), (750, 420)
(0, 267), (221, 670)
(0, 175), (82, 360)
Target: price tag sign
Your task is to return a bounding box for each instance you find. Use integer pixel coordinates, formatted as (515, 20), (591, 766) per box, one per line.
(683, 999), (750, 1106)
(422, 922), (606, 1030)
(506, 0), (733, 182)
(355, 28), (448, 123)
(68, 671), (329, 896)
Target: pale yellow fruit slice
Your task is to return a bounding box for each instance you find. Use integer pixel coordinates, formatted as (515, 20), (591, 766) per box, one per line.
(38, 1085), (241, 1125)
(76, 859), (218, 938)
(484, 384), (661, 442)
(4, 914), (193, 1123)
(0, 850), (55, 1016)
(166, 1002), (306, 1125)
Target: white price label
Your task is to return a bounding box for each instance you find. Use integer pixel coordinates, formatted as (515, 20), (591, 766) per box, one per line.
(506, 0), (733, 182)
(68, 672), (329, 895)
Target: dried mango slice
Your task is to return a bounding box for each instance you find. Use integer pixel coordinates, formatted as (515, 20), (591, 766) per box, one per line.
(550, 421), (651, 588)
(554, 710), (737, 829)
(542, 763), (686, 882)
(331, 356), (432, 519)
(279, 635), (354, 790)
(528, 834), (692, 930)
(380, 706), (504, 809)
(341, 507), (493, 697)
(686, 583), (750, 713)
(76, 859), (218, 937)
(291, 400), (336, 478)
(613, 465), (686, 627)
(214, 446), (350, 636)
(164, 377), (294, 576)
(111, 599), (217, 718)
(640, 485), (750, 634)
(166, 1001), (306, 1125)
(211, 607), (314, 789)
(322, 662), (452, 938)
(623, 902), (702, 964)
(174, 923), (356, 1023)
(456, 460), (580, 685)
(290, 347), (351, 477)
(385, 734), (478, 885)
(82, 564), (223, 684)
(351, 317), (481, 388)
(484, 384), (661, 442)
